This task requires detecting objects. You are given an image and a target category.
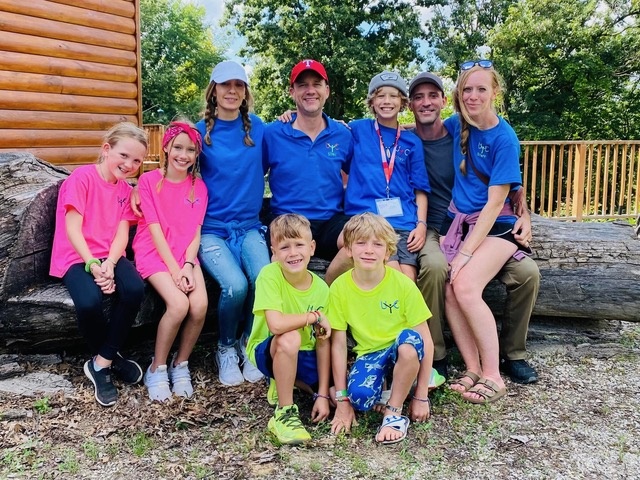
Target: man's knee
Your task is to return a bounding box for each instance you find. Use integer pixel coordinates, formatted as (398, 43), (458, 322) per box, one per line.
(501, 257), (540, 292)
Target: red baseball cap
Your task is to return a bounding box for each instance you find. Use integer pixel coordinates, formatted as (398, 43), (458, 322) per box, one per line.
(290, 59), (329, 85)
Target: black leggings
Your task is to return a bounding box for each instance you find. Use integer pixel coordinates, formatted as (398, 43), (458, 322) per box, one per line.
(63, 258), (144, 360)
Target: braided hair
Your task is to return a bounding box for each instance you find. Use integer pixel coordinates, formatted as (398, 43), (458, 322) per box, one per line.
(202, 81), (255, 148)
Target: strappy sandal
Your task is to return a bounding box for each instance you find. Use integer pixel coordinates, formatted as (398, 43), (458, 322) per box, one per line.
(376, 414), (410, 445)
(463, 378), (507, 404)
(449, 370), (480, 393)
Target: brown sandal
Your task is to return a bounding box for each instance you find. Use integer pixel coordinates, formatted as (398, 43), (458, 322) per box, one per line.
(449, 371), (480, 393)
(463, 378), (507, 404)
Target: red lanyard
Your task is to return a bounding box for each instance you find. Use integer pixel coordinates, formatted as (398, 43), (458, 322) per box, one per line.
(374, 120), (401, 197)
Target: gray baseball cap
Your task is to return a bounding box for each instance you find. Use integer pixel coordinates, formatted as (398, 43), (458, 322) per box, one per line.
(409, 72), (444, 96)
(368, 71), (408, 96)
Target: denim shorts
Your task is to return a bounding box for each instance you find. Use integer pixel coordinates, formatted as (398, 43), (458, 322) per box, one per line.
(254, 336), (319, 386)
(388, 229), (418, 266)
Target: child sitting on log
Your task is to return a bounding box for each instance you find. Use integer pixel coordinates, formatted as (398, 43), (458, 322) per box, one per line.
(50, 122), (148, 407)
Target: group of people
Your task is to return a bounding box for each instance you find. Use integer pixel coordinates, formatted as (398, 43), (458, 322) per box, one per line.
(49, 57), (540, 445)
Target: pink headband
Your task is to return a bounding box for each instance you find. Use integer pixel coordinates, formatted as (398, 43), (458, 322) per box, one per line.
(162, 122), (202, 153)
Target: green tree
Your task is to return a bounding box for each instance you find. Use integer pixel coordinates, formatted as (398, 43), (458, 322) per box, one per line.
(140, 0), (223, 123)
(224, 0), (425, 121)
(420, 0), (515, 76)
(490, 0), (640, 139)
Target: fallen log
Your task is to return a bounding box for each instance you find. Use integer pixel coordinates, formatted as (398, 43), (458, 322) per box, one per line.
(0, 152), (638, 353)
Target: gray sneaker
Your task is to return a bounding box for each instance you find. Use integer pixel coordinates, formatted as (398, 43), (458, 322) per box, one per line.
(144, 363), (171, 402)
(238, 341), (264, 383)
(168, 355), (193, 398)
(216, 344), (244, 386)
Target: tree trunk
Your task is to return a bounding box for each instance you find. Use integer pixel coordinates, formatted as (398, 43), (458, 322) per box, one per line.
(0, 153), (638, 353)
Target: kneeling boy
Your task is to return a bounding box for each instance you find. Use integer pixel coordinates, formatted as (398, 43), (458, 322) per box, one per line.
(246, 214), (332, 445)
(328, 213), (434, 444)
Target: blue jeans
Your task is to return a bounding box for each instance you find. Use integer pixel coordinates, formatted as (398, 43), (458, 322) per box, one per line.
(199, 229), (269, 347)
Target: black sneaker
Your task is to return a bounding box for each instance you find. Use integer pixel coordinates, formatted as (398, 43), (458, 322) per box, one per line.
(500, 358), (538, 384)
(432, 357), (449, 380)
(112, 353), (143, 384)
(84, 359), (118, 407)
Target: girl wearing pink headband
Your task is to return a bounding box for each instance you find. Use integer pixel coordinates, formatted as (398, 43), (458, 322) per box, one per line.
(132, 119), (209, 402)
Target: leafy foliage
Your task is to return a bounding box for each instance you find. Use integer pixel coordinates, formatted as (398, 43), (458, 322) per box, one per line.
(140, 0), (223, 124)
(223, 0), (425, 121)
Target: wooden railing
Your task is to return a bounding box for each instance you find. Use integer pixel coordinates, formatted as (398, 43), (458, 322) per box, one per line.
(142, 124), (639, 222)
(522, 141), (640, 221)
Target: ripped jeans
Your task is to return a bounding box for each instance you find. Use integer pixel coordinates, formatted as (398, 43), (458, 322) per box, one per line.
(199, 229), (270, 347)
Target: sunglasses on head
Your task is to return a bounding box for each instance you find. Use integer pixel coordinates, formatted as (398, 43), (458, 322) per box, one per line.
(460, 60), (493, 71)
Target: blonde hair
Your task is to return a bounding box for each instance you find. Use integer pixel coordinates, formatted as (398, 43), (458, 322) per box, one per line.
(202, 81), (255, 148)
(367, 87), (408, 116)
(452, 65), (505, 175)
(342, 213), (398, 257)
(98, 122), (148, 163)
(269, 214), (312, 246)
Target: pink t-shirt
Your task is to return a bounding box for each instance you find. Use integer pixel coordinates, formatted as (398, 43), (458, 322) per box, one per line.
(50, 164), (137, 278)
(132, 169), (208, 279)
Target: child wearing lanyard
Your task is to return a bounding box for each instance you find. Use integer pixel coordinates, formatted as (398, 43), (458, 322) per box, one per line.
(343, 71), (430, 281)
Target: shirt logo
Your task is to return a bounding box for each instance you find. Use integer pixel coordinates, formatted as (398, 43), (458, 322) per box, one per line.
(118, 196), (127, 207)
(185, 197), (201, 208)
(380, 300), (399, 313)
(477, 142), (490, 158)
(326, 143), (339, 157)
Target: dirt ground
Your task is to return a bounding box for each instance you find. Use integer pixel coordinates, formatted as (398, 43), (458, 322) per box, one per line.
(1, 318), (639, 480)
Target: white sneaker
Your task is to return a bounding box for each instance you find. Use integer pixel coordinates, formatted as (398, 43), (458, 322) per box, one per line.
(144, 363), (171, 402)
(168, 355), (193, 398)
(238, 341), (264, 383)
(216, 344), (244, 386)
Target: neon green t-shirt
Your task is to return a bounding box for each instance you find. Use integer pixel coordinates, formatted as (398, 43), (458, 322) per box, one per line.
(327, 266), (432, 357)
(246, 262), (330, 365)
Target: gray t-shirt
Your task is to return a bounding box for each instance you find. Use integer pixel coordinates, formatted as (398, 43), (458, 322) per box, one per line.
(413, 130), (455, 231)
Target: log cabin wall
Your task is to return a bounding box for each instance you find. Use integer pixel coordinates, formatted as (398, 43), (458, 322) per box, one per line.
(0, 0), (141, 171)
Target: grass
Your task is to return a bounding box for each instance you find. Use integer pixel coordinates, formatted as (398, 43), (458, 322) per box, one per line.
(32, 396), (51, 414)
(129, 432), (154, 457)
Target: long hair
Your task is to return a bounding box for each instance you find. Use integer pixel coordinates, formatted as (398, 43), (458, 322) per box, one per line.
(98, 122), (148, 163)
(202, 81), (255, 148)
(452, 66), (505, 175)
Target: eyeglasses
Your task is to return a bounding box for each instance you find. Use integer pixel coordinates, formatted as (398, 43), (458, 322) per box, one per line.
(460, 60), (493, 71)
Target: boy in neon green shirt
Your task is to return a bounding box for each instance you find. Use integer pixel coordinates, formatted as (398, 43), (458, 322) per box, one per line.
(247, 214), (332, 445)
(328, 213), (434, 444)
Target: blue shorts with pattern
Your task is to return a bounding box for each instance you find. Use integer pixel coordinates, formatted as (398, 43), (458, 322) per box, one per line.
(347, 329), (425, 411)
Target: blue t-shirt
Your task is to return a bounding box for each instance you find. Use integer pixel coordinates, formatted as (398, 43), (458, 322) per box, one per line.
(444, 114), (521, 223)
(344, 119), (430, 231)
(196, 114), (266, 231)
(263, 113), (353, 220)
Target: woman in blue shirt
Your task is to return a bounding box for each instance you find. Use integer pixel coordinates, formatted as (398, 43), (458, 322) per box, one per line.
(440, 61), (530, 405)
(196, 61), (270, 387)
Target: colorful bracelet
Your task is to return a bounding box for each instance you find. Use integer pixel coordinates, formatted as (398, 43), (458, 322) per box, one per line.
(85, 258), (101, 273)
(313, 393), (331, 401)
(335, 389), (349, 402)
(311, 310), (322, 326)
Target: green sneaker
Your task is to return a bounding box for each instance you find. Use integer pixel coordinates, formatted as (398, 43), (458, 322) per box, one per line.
(429, 369), (446, 390)
(267, 405), (311, 445)
(267, 378), (278, 406)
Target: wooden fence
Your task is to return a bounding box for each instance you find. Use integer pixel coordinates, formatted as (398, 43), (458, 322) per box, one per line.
(142, 125), (639, 222)
(522, 141), (640, 221)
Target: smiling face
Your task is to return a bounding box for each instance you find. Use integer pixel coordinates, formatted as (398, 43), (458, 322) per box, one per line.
(460, 69), (497, 124)
(271, 233), (316, 277)
(409, 83), (446, 127)
(370, 86), (403, 127)
(214, 79), (247, 119)
(347, 235), (390, 272)
(289, 71), (329, 117)
(100, 137), (146, 182)
(164, 132), (197, 179)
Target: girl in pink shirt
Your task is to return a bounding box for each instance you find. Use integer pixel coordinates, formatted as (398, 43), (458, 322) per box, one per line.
(50, 122), (148, 407)
(133, 121), (208, 402)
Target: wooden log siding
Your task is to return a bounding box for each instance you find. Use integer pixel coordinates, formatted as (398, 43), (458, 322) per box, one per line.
(0, 0), (141, 170)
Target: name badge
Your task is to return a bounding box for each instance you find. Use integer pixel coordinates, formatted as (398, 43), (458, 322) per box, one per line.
(375, 197), (403, 217)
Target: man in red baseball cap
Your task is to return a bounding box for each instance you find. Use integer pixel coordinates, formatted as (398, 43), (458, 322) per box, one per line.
(263, 59), (353, 263)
